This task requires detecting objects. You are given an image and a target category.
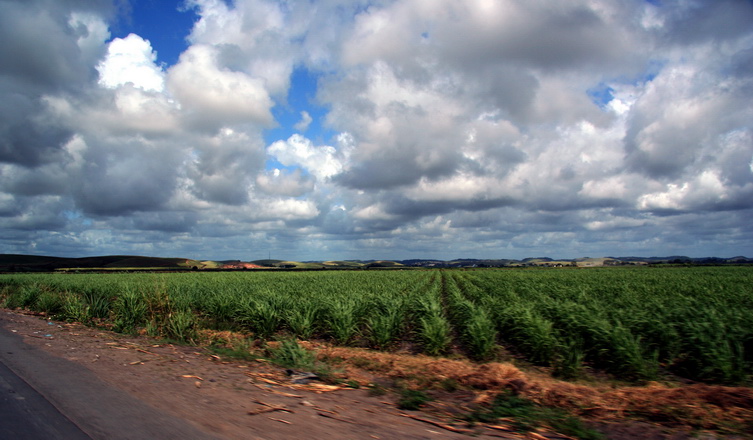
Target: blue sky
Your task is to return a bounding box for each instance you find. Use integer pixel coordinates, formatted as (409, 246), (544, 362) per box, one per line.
(112, 0), (196, 66)
(114, 1), (335, 178)
(113, 2), (332, 147)
(1, 0), (752, 260)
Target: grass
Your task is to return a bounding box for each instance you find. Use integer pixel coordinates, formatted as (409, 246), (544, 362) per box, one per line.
(164, 309), (197, 343)
(267, 339), (317, 370)
(209, 338), (259, 362)
(467, 391), (603, 439)
(266, 339), (342, 384)
(367, 383), (388, 396)
(82, 289), (111, 320)
(36, 290), (63, 315)
(59, 292), (91, 323)
(112, 289), (147, 333)
(396, 388), (433, 410)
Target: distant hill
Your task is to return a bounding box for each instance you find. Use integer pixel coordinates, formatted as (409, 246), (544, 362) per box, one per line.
(0, 254), (201, 271)
(322, 261), (365, 268)
(249, 259), (326, 269)
(364, 260), (404, 268)
(0, 254), (750, 272)
(250, 259), (285, 267)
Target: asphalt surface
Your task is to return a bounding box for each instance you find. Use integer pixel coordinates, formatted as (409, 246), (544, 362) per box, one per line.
(0, 358), (91, 439)
(0, 319), (217, 440)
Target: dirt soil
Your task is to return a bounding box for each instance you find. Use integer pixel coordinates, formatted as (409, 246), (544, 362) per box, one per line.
(1, 309), (750, 440)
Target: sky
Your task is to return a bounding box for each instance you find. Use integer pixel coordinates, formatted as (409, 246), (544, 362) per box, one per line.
(1, 0), (752, 261)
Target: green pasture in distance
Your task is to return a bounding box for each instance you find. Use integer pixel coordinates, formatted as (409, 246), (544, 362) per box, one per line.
(0, 266), (751, 384)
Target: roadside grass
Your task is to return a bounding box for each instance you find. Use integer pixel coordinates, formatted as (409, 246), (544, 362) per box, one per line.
(59, 292), (91, 323)
(163, 309), (198, 343)
(82, 289), (111, 320)
(112, 289), (147, 333)
(266, 339), (339, 383)
(267, 338), (317, 370)
(208, 337), (260, 362)
(206, 335), (340, 384)
(396, 387), (433, 410)
(466, 390), (603, 440)
(367, 383), (388, 396)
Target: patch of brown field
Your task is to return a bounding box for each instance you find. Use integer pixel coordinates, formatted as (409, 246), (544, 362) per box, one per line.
(197, 329), (250, 345)
(308, 343), (524, 388)
(172, 331), (753, 434)
(524, 379), (753, 429)
(601, 384), (753, 428)
(299, 342), (753, 432)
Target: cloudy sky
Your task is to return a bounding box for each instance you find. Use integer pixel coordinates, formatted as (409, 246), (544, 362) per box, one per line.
(1, 0), (752, 261)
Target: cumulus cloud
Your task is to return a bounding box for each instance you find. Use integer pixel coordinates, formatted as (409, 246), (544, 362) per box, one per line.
(97, 33), (165, 92)
(167, 44), (275, 130)
(1, 0), (752, 260)
(294, 110), (313, 132)
(0, 0), (110, 167)
(185, 0), (300, 96)
(262, 198), (320, 221)
(256, 168), (314, 197)
(267, 134), (343, 181)
(186, 127), (266, 205)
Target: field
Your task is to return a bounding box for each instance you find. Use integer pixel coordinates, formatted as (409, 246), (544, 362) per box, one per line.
(0, 266), (751, 385)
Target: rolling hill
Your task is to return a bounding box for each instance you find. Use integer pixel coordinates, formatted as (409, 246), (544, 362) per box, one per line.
(0, 254), (750, 272)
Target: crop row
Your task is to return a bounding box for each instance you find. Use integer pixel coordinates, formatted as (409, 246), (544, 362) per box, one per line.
(0, 266), (751, 384)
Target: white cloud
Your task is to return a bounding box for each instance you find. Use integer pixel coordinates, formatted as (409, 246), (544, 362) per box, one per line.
(267, 134), (343, 181)
(579, 176), (631, 201)
(294, 110), (312, 132)
(584, 213), (646, 231)
(108, 85), (180, 134)
(167, 44), (274, 129)
(42, 86), (179, 137)
(262, 198), (319, 221)
(256, 168), (314, 197)
(637, 171), (730, 212)
(97, 34), (165, 92)
(185, 127), (266, 205)
(353, 203), (397, 222)
(69, 12), (110, 66)
(405, 173), (511, 204)
(186, 0), (296, 96)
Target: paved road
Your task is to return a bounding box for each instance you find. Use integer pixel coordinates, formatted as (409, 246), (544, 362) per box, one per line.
(0, 357), (91, 439)
(0, 321), (217, 440)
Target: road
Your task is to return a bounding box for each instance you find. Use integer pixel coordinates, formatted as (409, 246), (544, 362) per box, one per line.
(0, 357), (91, 439)
(0, 320), (216, 440)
